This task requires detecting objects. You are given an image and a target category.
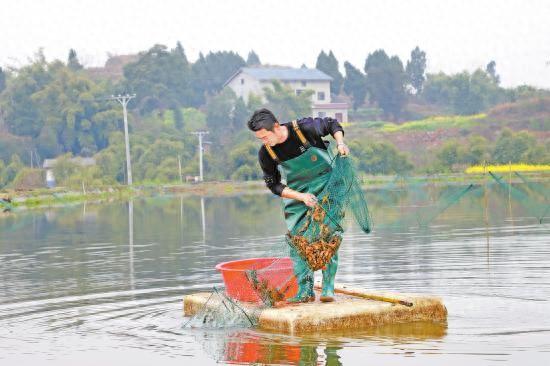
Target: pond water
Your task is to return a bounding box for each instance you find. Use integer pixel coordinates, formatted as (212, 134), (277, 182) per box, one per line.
(1, 183), (549, 365)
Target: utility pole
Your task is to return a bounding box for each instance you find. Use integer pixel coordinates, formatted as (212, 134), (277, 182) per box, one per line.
(191, 131), (209, 182)
(109, 94), (136, 185)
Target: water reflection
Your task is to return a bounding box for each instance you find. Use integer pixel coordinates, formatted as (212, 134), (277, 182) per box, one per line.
(129, 199), (135, 291)
(0, 182), (549, 365)
(196, 321), (447, 365)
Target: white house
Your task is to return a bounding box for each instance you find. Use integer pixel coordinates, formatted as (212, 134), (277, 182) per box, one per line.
(224, 66), (348, 123)
(43, 157), (96, 188)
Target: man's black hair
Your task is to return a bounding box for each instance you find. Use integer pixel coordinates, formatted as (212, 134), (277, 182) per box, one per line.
(247, 108), (278, 131)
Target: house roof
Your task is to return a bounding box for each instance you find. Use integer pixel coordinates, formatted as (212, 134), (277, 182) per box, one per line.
(224, 67), (333, 86)
(43, 157), (96, 169)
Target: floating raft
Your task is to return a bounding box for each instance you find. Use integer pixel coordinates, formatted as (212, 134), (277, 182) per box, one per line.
(183, 284), (447, 334)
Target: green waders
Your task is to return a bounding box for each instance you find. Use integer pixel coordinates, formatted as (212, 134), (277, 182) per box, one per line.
(265, 121), (339, 302)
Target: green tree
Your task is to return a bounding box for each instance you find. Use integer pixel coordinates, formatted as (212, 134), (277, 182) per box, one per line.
(0, 159), (5, 187)
(233, 97), (250, 132)
(463, 135), (490, 164)
(343, 61), (367, 110)
(349, 140), (413, 174)
(228, 141), (262, 180)
(246, 50), (261, 66)
(173, 107), (184, 130)
(190, 51), (246, 106)
(493, 129), (534, 163)
(206, 88), (239, 136)
(486, 60), (500, 85)
(30, 61), (119, 156)
(123, 43), (193, 113)
(422, 69), (504, 115)
(364, 50), (407, 119)
(67, 48), (83, 71)
(435, 139), (464, 169)
(316, 50), (343, 95)
(52, 153), (79, 184)
(0, 154), (24, 187)
(0, 53), (51, 137)
(0, 66), (6, 93)
(406, 46), (427, 94)
(263, 80), (314, 123)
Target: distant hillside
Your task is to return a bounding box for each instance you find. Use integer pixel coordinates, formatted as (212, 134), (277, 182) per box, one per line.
(346, 97), (550, 168)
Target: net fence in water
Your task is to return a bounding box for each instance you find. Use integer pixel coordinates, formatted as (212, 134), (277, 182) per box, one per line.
(183, 165), (548, 329)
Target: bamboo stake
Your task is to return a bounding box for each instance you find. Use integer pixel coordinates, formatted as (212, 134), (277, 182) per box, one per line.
(314, 285), (413, 307)
(483, 160), (490, 265)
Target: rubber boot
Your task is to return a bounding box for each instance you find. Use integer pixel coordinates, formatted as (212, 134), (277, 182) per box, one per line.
(287, 248), (315, 303)
(320, 252), (338, 302)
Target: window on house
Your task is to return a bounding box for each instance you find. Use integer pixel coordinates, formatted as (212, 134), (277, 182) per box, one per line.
(296, 89), (304, 96)
(318, 112), (326, 118)
(301, 81), (307, 87)
(241, 78), (245, 85)
(317, 91), (325, 101)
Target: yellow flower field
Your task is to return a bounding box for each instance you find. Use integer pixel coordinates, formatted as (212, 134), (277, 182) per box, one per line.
(465, 164), (550, 174)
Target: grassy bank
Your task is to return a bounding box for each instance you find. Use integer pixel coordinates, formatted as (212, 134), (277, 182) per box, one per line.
(2, 171), (547, 212)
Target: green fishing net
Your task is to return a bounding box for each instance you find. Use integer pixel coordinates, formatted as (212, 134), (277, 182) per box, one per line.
(286, 155), (372, 271)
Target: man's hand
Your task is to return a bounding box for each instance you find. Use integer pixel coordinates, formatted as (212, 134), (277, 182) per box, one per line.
(337, 143), (350, 156)
(300, 192), (318, 207)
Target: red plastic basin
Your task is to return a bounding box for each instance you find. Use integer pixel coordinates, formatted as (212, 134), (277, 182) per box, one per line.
(216, 257), (297, 303)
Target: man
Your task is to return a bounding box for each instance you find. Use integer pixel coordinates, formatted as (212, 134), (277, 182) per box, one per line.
(247, 108), (349, 303)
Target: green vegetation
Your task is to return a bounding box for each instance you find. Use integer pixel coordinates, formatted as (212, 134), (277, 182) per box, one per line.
(430, 129), (549, 172)
(0, 44), (549, 195)
(381, 114), (487, 132)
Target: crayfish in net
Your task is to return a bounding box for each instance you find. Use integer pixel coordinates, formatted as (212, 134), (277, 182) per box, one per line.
(287, 197), (344, 271)
(246, 269), (288, 306)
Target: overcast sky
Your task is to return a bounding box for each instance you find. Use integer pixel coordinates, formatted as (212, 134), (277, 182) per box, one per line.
(2, 0), (549, 88)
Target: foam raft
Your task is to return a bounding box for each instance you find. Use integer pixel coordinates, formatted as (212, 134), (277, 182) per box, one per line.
(183, 284), (447, 334)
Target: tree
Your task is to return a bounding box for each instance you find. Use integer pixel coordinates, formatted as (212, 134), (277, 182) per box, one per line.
(316, 50), (343, 95)
(364, 50), (407, 119)
(406, 46), (427, 94)
(228, 141), (262, 180)
(0, 67), (6, 93)
(123, 43), (193, 113)
(173, 107), (184, 130)
(435, 140), (464, 169)
(67, 49), (83, 70)
(246, 50), (261, 66)
(263, 80), (314, 123)
(348, 140), (413, 174)
(0, 154), (24, 187)
(233, 97), (250, 132)
(206, 88), (239, 138)
(0, 55), (51, 137)
(343, 61), (367, 110)
(422, 69), (505, 115)
(493, 128), (534, 163)
(486, 60), (500, 85)
(463, 135), (490, 164)
(190, 51), (246, 106)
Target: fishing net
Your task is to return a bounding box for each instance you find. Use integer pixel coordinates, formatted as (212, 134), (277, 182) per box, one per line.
(183, 154), (373, 328)
(286, 155), (372, 271)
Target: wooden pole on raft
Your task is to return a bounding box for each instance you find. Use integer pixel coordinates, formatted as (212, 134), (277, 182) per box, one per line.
(314, 285), (413, 307)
